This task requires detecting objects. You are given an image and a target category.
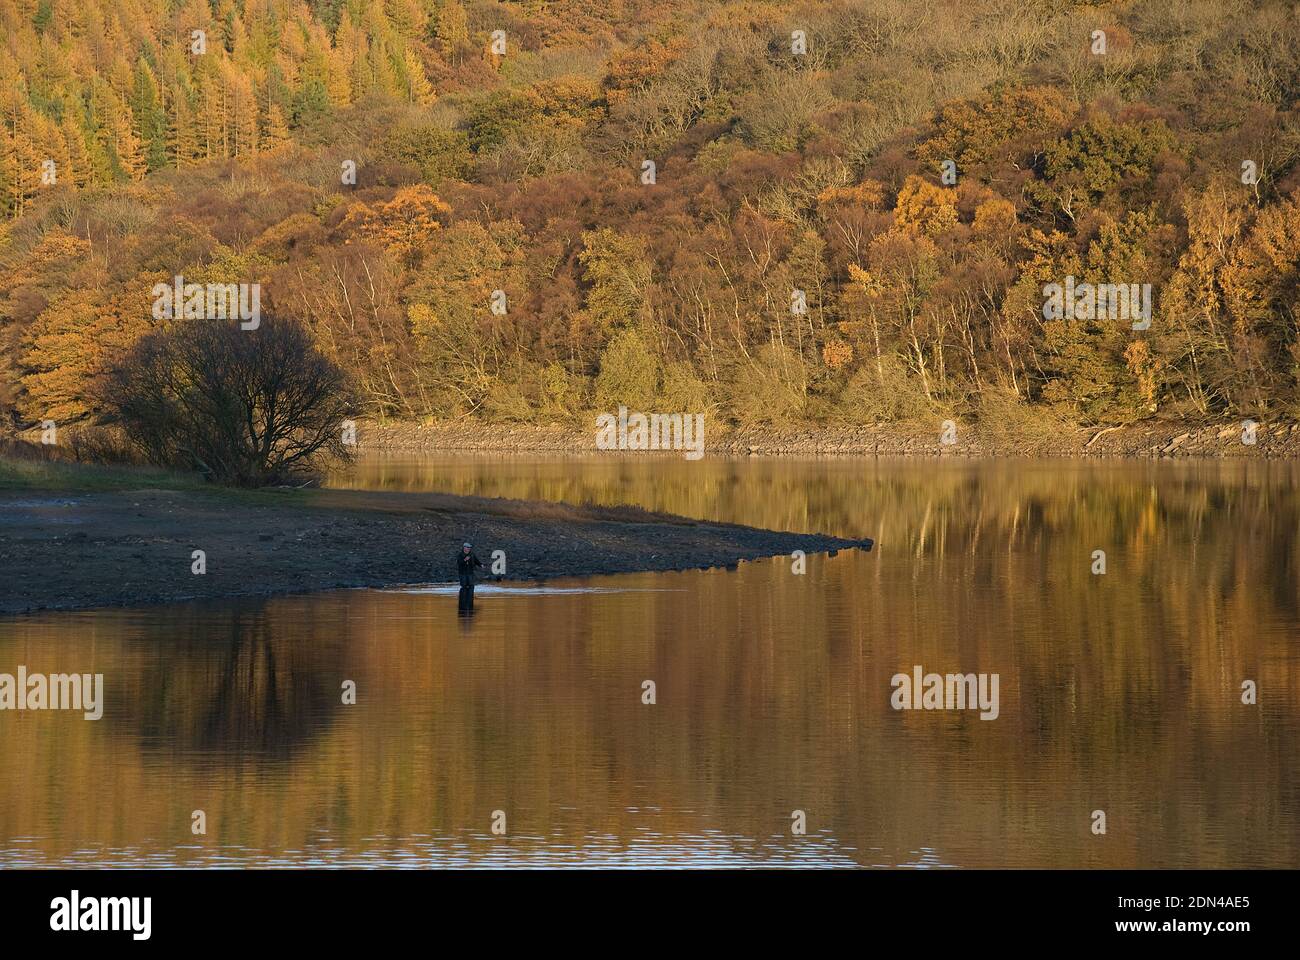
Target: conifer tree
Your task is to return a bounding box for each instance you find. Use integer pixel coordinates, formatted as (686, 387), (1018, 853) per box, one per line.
(403, 49), (436, 105)
(436, 0), (468, 63)
(130, 58), (169, 172)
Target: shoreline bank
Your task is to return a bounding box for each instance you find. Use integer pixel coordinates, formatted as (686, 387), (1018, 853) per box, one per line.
(357, 418), (1300, 459)
(0, 486), (870, 615)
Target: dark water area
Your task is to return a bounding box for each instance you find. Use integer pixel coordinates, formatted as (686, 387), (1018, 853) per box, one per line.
(2, 454), (1297, 867)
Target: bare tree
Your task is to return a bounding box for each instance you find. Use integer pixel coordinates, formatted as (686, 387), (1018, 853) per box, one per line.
(103, 315), (356, 486)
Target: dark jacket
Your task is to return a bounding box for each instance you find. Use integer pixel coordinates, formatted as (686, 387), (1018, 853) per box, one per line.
(457, 550), (483, 585)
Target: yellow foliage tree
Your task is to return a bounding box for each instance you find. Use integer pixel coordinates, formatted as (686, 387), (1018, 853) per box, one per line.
(19, 280), (161, 422)
(893, 175), (959, 238)
(341, 185), (452, 262)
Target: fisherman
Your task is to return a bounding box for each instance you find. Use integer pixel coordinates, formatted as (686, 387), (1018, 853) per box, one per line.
(456, 542), (482, 617)
(457, 542), (483, 587)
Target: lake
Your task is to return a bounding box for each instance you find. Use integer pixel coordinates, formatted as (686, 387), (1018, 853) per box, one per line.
(2, 454), (1298, 867)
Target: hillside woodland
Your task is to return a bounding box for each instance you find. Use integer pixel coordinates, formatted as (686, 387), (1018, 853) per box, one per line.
(2, 0), (1299, 434)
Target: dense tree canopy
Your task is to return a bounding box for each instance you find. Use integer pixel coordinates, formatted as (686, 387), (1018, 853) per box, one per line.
(2, 0), (1300, 433)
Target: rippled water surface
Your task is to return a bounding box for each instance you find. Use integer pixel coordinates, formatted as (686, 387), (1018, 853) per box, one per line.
(2, 454), (1298, 867)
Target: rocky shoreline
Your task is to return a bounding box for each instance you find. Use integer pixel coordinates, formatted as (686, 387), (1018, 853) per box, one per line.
(359, 418), (1300, 459)
(0, 487), (871, 615)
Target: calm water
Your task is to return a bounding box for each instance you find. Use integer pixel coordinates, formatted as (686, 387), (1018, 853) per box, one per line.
(2, 454), (1298, 868)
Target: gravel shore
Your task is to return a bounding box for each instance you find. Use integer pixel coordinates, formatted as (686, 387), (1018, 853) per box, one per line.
(358, 418), (1300, 459)
(0, 487), (871, 615)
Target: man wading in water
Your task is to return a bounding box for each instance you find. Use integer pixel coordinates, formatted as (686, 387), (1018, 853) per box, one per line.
(457, 542), (483, 614)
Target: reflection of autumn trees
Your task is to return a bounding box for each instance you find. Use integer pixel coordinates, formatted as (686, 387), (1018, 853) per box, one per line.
(2, 460), (1298, 866)
(124, 602), (357, 762)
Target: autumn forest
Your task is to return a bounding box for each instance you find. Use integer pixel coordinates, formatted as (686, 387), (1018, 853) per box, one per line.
(2, 0), (1299, 435)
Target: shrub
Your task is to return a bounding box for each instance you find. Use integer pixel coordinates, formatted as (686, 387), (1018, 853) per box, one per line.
(594, 329), (660, 411)
(379, 124), (474, 186)
(726, 344), (808, 426)
(539, 362), (585, 420)
(659, 360), (710, 411)
(836, 355), (935, 424)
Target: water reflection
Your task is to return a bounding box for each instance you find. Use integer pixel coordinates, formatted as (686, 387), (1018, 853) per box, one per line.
(125, 602), (354, 764)
(0, 455), (1297, 868)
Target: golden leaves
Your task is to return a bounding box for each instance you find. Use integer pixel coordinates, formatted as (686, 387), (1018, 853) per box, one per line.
(340, 185), (452, 261)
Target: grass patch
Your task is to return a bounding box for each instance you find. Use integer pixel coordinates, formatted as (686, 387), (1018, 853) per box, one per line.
(0, 455), (319, 508)
(0, 456), (206, 492)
